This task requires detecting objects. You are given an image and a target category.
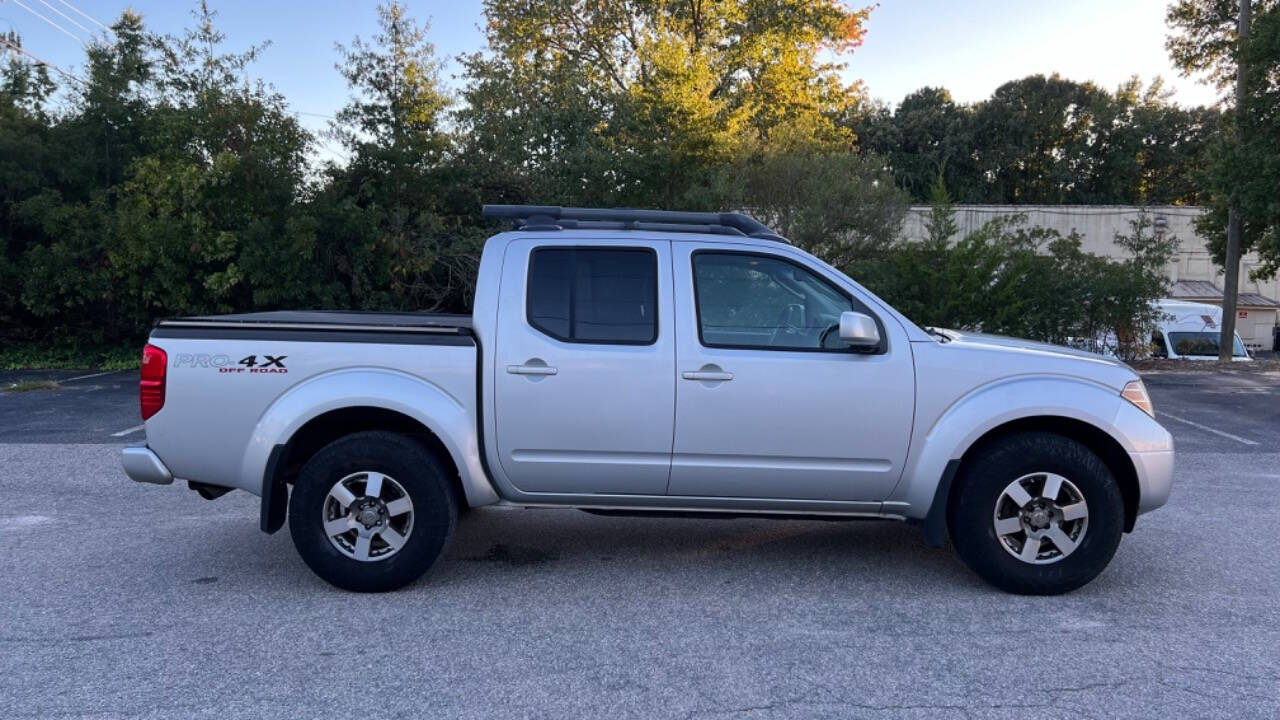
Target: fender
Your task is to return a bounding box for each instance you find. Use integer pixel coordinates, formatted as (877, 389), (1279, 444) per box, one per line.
(238, 367), (500, 508)
(888, 374), (1128, 519)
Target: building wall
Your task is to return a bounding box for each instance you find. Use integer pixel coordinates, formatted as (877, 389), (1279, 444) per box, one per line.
(902, 205), (1279, 349)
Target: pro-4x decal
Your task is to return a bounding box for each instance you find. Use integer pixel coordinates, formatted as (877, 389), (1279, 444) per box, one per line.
(173, 353), (289, 374)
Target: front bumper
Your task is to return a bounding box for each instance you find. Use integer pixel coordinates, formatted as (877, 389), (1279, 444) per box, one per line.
(1113, 400), (1175, 515)
(122, 446), (174, 485)
(1129, 449), (1174, 514)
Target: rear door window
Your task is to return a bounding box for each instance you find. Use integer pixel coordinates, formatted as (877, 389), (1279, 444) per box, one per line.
(527, 247), (658, 344)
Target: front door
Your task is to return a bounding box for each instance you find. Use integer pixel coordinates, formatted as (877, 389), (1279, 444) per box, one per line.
(669, 243), (915, 501)
(494, 238), (675, 495)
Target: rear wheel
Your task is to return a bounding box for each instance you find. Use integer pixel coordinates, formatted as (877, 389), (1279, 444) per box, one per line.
(288, 431), (457, 592)
(949, 432), (1123, 595)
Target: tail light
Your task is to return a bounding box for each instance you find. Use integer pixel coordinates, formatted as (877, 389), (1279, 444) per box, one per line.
(140, 344), (167, 420)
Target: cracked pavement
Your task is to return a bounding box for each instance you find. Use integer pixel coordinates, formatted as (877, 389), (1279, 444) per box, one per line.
(0, 369), (1278, 718)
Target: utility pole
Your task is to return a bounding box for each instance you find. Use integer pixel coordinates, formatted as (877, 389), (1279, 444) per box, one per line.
(1219, 0), (1251, 361)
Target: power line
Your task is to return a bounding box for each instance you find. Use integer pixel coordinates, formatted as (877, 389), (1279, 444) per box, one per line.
(53, 0), (110, 36)
(10, 0), (86, 46)
(0, 34), (86, 83)
(34, 0), (90, 37)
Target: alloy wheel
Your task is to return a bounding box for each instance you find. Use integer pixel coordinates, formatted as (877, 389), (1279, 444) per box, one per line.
(992, 472), (1089, 565)
(322, 471), (414, 562)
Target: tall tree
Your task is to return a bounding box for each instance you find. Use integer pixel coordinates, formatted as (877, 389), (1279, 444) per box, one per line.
(315, 2), (478, 311)
(1167, 0), (1279, 359)
(10, 15), (156, 341)
(853, 87), (973, 200)
(108, 1), (321, 330)
(458, 0), (872, 208)
(0, 40), (57, 332)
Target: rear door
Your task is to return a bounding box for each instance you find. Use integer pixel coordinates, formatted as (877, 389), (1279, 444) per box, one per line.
(493, 238), (675, 495)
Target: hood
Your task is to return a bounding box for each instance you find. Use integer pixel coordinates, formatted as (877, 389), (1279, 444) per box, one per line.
(938, 329), (1125, 363)
(926, 328), (1137, 389)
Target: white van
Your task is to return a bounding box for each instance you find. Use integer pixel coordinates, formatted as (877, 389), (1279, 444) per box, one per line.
(1151, 299), (1251, 361)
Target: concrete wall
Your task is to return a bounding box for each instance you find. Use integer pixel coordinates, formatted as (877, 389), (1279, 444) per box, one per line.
(901, 205), (1279, 349)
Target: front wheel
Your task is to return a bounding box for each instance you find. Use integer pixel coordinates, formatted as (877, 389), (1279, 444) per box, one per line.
(288, 431), (457, 592)
(949, 432), (1124, 595)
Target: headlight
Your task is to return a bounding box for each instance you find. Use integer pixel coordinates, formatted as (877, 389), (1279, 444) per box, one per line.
(1121, 379), (1154, 417)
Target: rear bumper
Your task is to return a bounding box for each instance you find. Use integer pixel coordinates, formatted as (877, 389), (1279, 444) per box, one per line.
(122, 446), (174, 485)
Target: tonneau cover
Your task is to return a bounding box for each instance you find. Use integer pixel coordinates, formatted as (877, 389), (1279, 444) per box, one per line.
(159, 310), (472, 333)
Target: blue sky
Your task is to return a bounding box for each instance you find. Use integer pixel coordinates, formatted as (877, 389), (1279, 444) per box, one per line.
(4, 0), (1220, 155)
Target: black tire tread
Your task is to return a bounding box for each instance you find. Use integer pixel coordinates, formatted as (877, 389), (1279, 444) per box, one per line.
(288, 431), (457, 592)
(948, 431), (1123, 595)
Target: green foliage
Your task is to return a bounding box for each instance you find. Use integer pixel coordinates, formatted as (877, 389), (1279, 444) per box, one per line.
(0, 0), (1237, 364)
(1166, 0), (1279, 91)
(2, 2), (327, 346)
(0, 342), (139, 370)
(317, 3), (483, 311)
(708, 148), (908, 269)
(851, 202), (1177, 360)
(1174, 1), (1280, 280)
(457, 0), (870, 208)
(853, 74), (1221, 205)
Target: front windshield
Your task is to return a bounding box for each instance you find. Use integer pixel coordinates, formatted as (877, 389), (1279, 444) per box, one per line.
(1167, 331), (1247, 358)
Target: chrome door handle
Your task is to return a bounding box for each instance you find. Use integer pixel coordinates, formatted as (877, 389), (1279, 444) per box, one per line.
(507, 364), (558, 376)
(682, 370), (733, 382)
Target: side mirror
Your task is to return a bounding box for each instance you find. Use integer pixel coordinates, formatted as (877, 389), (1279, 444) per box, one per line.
(839, 311), (880, 349)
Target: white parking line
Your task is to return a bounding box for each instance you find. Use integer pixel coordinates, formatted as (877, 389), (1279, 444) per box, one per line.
(110, 424), (145, 438)
(63, 370), (124, 383)
(1157, 412), (1259, 446)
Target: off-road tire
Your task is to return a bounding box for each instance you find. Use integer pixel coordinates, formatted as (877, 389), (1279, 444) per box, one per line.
(288, 431), (457, 592)
(949, 431), (1124, 595)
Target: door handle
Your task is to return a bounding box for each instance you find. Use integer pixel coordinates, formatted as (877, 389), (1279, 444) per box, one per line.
(507, 364), (558, 376)
(682, 370), (733, 382)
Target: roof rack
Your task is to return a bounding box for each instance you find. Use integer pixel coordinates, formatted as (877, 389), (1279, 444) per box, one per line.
(482, 204), (790, 244)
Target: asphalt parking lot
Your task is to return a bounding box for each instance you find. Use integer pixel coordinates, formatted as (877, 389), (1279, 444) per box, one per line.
(2, 367), (1278, 719)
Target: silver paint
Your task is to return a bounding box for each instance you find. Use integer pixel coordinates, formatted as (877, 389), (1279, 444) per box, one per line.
(128, 228), (1174, 527)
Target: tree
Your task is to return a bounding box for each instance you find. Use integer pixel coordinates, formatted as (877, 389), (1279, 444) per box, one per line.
(852, 74), (1220, 206)
(853, 87), (973, 200)
(314, 2), (479, 312)
(855, 206), (1175, 359)
(0, 43), (57, 333)
(709, 147), (909, 270)
(0, 0), (1239, 357)
(1175, 1), (1280, 278)
(9, 15), (156, 342)
(106, 1), (323, 330)
(458, 0), (873, 209)
(1168, 0), (1279, 359)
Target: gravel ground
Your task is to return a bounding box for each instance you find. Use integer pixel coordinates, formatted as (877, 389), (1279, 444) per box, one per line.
(0, 370), (1278, 718)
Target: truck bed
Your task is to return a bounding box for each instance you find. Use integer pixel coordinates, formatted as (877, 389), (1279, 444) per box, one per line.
(142, 310), (479, 494)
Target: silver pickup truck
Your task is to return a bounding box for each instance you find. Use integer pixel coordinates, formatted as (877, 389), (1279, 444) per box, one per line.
(122, 205), (1174, 595)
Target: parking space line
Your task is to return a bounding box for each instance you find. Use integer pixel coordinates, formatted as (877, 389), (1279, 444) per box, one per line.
(63, 370), (125, 383)
(1157, 412), (1259, 446)
(110, 424), (145, 438)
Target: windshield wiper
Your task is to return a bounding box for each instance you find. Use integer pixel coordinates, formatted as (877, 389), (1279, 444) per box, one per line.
(925, 326), (952, 343)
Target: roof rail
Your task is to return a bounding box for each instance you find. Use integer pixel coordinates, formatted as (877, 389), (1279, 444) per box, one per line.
(482, 204), (790, 244)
